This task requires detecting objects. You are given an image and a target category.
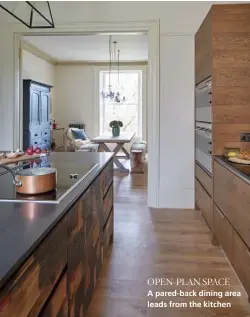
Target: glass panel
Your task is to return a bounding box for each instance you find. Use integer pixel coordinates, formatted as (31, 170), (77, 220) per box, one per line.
(41, 93), (49, 123)
(30, 91), (39, 125)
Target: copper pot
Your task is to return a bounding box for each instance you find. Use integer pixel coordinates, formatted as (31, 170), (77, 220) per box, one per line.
(15, 168), (57, 194)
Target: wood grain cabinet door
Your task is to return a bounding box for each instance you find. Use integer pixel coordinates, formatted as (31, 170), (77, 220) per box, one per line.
(68, 199), (85, 317)
(234, 232), (250, 297)
(103, 208), (114, 255)
(92, 175), (104, 228)
(0, 217), (68, 317)
(195, 163), (212, 197)
(40, 273), (68, 317)
(213, 204), (234, 264)
(214, 161), (250, 248)
(195, 9), (212, 84)
(195, 180), (213, 229)
(103, 184), (113, 226)
(68, 185), (101, 317)
(101, 161), (113, 197)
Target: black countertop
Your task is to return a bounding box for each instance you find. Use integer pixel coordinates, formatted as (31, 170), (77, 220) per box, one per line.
(0, 152), (113, 290)
(214, 155), (250, 185)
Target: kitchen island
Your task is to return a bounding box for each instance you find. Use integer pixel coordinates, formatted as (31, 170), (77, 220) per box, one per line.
(0, 152), (114, 316)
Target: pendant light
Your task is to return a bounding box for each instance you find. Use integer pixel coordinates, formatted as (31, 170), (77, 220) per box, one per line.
(0, 1), (54, 28)
(101, 37), (126, 103)
(115, 49), (126, 103)
(101, 35), (116, 100)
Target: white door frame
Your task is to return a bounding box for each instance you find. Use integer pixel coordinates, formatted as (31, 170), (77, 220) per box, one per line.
(13, 20), (160, 208)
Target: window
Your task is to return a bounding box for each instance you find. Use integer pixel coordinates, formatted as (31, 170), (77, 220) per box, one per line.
(99, 70), (142, 137)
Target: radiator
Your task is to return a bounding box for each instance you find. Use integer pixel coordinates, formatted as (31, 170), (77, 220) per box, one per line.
(69, 123), (85, 130)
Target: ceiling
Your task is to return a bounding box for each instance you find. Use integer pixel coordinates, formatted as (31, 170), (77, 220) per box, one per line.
(23, 34), (148, 62)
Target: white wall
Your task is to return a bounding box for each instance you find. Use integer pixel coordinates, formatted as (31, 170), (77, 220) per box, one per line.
(159, 35), (194, 208)
(0, 27), (15, 151)
(0, 1), (219, 207)
(55, 65), (94, 136)
(54, 64), (147, 140)
(50, 1), (213, 34)
(22, 50), (56, 118)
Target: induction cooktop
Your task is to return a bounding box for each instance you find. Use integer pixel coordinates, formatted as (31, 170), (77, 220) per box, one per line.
(0, 157), (99, 204)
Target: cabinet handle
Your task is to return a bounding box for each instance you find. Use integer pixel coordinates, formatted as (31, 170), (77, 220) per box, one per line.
(34, 134), (38, 137)
(208, 150), (212, 154)
(34, 142), (38, 145)
(217, 208), (225, 219)
(45, 132), (47, 135)
(45, 140), (48, 143)
(209, 101), (212, 104)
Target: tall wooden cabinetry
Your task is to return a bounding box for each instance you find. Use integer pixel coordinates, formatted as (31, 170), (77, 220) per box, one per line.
(23, 80), (52, 151)
(195, 3), (250, 301)
(195, 4), (250, 154)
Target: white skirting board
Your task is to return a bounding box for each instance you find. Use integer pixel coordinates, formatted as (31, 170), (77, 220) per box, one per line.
(158, 187), (194, 209)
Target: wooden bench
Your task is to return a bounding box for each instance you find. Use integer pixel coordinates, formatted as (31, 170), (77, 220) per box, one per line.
(130, 141), (147, 174)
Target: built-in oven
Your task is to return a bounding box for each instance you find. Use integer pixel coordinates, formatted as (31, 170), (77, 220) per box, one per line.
(195, 77), (212, 123)
(195, 122), (212, 174)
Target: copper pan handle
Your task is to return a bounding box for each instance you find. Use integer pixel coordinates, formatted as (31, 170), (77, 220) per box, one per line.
(0, 164), (22, 187)
(13, 177), (22, 187)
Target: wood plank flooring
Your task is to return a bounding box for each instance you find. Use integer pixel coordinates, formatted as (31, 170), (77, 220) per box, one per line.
(85, 161), (250, 316)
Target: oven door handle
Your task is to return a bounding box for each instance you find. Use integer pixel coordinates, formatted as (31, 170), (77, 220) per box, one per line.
(196, 128), (212, 137)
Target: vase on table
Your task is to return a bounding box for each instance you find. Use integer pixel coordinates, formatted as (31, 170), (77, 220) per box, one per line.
(112, 127), (120, 137)
(109, 120), (123, 137)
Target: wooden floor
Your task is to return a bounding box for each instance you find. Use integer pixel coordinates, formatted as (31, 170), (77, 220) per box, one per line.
(86, 161), (250, 316)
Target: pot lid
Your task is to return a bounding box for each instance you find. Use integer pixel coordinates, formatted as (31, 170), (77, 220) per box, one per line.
(17, 167), (57, 176)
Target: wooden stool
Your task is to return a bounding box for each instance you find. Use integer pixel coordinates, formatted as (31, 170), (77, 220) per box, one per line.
(130, 141), (147, 173)
(130, 150), (144, 173)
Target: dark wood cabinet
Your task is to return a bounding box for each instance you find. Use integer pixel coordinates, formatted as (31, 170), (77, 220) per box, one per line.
(0, 216), (68, 317)
(67, 171), (110, 316)
(23, 80), (52, 151)
(0, 160), (114, 317)
(67, 162), (113, 317)
(40, 272), (68, 317)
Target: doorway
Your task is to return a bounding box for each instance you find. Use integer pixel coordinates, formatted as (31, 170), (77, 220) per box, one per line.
(13, 21), (160, 207)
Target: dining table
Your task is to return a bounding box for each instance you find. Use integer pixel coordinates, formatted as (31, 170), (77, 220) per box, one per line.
(91, 132), (135, 173)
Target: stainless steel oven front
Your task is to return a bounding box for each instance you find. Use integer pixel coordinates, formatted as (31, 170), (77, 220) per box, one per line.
(195, 77), (212, 123)
(195, 122), (212, 174)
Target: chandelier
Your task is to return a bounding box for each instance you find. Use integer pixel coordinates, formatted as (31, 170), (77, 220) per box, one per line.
(101, 36), (127, 103)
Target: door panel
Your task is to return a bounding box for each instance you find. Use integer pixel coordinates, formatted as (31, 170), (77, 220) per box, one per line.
(30, 89), (40, 127)
(40, 92), (50, 126)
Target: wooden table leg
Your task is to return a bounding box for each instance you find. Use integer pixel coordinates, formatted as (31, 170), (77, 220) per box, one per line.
(99, 142), (129, 173)
(112, 143), (130, 173)
(116, 146), (130, 159)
